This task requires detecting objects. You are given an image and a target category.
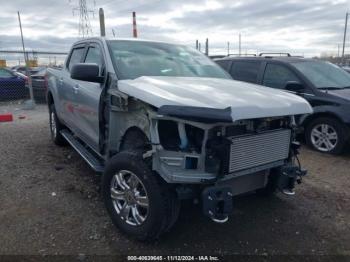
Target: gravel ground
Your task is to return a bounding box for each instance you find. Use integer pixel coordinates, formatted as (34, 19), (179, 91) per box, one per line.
(0, 104), (349, 259)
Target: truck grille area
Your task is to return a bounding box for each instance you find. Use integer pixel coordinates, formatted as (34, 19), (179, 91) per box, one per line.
(228, 129), (291, 173)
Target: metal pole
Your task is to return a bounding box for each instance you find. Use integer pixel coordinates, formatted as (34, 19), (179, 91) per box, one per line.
(239, 33), (241, 56)
(18, 11), (35, 109)
(227, 41), (230, 56)
(195, 40), (199, 50)
(205, 38), (209, 56)
(99, 8), (106, 37)
(132, 12), (138, 38)
(342, 12), (348, 65)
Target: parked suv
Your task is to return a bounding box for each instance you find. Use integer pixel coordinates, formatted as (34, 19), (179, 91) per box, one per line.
(215, 54), (350, 154)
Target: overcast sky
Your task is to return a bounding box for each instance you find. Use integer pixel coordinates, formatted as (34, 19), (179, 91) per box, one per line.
(0, 0), (349, 58)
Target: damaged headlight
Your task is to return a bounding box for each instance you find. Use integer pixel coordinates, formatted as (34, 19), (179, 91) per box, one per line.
(157, 120), (204, 153)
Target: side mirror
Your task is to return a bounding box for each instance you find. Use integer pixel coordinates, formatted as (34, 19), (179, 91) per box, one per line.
(70, 63), (104, 83)
(285, 81), (304, 93)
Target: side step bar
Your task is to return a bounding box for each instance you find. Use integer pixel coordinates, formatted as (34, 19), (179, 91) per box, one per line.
(60, 130), (105, 173)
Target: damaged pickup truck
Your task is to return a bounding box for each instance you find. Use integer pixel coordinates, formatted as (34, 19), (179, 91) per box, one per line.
(47, 38), (313, 240)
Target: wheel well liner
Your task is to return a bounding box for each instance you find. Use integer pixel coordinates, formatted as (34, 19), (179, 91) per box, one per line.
(119, 126), (150, 152)
(47, 92), (54, 105)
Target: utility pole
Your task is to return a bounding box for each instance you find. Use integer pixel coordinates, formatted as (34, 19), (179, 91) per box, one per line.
(99, 8), (105, 37)
(227, 41), (230, 56)
(132, 11), (138, 38)
(239, 33), (241, 56)
(342, 12), (349, 65)
(205, 38), (209, 56)
(18, 11), (35, 109)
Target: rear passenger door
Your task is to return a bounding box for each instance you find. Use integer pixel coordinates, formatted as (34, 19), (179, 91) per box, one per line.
(229, 61), (262, 84)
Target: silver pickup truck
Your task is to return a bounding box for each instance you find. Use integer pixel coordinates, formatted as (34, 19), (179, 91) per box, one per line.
(47, 37), (312, 240)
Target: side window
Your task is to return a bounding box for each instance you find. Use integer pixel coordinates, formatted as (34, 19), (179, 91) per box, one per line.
(215, 60), (231, 71)
(230, 61), (261, 83)
(67, 47), (85, 71)
(263, 63), (300, 89)
(0, 69), (14, 78)
(84, 45), (104, 76)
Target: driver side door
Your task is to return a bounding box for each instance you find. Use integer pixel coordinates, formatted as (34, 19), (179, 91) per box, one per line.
(71, 42), (105, 153)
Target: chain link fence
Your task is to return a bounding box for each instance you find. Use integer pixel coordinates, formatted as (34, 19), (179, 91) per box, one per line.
(0, 51), (67, 109)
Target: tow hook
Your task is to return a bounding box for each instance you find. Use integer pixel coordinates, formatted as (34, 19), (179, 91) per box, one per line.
(202, 186), (233, 223)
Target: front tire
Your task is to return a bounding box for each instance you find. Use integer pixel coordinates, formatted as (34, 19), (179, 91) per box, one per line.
(305, 117), (347, 155)
(49, 104), (66, 146)
(102, 150), (180, 241)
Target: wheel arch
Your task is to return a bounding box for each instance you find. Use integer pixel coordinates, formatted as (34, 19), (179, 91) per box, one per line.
(301, 111), (344, 128)
(47, 91), (54, 106)
(118, 126), (151, 152)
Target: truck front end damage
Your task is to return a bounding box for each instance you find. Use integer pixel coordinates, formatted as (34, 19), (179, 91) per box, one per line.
(148, 106), (307, 223)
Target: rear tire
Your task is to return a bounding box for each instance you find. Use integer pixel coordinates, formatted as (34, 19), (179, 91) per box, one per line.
(305, 117), (347, 155)
(49, 104), (66, 146)
(102, 150), (180, 241)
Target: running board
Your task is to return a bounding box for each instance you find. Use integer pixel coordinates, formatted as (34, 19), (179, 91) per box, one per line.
(60, 130), (104, 173)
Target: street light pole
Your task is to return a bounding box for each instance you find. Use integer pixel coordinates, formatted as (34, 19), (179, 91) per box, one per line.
(341, 12), (349, 65)
(239, 33), (241, 56)
(18, 11), (35, 109)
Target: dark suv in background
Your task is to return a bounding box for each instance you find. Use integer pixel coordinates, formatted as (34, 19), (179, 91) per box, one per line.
(215, 54), (350, 154)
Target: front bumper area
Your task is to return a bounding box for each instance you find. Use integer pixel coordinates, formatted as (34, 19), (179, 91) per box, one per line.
(201, 163), (307, 223)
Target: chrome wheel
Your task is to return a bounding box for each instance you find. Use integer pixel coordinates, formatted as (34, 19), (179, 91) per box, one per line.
(50, 111), (57, 139)
(110, 170), (149, 226)
(311, 124), (338, 152)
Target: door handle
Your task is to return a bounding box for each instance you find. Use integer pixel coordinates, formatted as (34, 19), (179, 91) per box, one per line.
(73, 84), (80, 94)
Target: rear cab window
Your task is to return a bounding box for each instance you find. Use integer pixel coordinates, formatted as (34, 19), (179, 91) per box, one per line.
(230, 61), (261, 83)
(263, 63), (300, 89)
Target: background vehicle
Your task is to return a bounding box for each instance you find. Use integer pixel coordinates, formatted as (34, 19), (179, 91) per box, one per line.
(47, 38), (312, 240)
(31, 67), (47, 103)
(215, 55), (350, 154)
(0, 68), (28, 101)
(342, 66), (350, 74)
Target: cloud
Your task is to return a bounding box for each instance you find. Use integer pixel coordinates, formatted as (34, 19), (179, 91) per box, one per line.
(0, 0), (349, 61)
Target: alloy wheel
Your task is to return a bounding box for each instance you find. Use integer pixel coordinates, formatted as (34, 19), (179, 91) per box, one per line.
(110, 170), (149, 226)
(310, 124), (338, 152)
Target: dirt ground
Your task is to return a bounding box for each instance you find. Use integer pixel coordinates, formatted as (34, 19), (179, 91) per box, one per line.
(0, 104), (349, 259)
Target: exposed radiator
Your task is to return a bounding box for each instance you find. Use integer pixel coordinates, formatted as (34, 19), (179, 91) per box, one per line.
(228, 129), (291, 173)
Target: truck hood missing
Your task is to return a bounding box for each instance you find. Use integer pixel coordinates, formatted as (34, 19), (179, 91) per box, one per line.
(118, 76), (313, 122)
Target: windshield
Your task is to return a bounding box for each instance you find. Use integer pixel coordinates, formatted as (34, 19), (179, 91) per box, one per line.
(291, 61), (350, 89)
(107, 40), (230, 80)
